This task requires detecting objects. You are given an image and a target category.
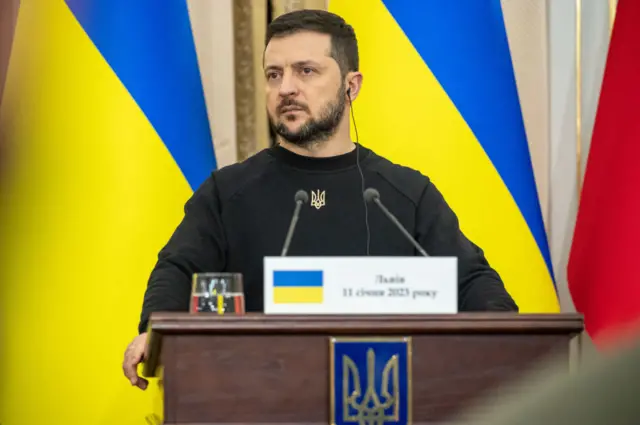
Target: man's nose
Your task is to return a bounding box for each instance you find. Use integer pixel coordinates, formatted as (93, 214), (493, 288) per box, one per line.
(278, 72), (298, 97)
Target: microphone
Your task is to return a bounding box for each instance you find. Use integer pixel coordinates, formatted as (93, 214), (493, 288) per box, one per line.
(281, 190), (309, 256)
(363, 188), (429, 257)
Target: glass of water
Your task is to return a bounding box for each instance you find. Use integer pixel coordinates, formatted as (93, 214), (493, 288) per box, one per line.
(190, 273), (245, 314)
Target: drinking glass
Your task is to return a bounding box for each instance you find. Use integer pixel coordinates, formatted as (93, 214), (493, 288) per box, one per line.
(190, 272), (245, 314)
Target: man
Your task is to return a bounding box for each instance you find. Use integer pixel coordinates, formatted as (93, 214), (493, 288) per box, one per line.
(122, 9), (517, 389)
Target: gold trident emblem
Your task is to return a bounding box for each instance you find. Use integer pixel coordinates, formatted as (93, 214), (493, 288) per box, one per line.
(343, 348), (400, 424)
(310, 189), (326, 210)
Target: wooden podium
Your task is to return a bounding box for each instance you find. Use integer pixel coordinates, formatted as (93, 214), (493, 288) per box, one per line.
(144, 312), (583, 424)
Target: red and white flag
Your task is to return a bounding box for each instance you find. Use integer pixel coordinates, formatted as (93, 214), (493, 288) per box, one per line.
(567, 0), (640, 349)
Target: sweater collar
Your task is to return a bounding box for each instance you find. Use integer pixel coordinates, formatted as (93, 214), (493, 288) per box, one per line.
(268, 143), (371, 171)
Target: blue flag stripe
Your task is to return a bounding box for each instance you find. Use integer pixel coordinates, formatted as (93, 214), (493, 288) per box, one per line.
(273, 271), (324, 287)
(64, 0), (217, 190)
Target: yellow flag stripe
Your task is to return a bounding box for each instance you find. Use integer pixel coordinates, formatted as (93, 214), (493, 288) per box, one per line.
(274, 287), (324, 304)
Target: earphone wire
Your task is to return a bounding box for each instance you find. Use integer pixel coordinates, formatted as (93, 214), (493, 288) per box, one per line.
(348, 90), (370, 256)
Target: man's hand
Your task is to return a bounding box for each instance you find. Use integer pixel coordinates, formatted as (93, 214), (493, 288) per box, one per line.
(123, 332), (148, 390)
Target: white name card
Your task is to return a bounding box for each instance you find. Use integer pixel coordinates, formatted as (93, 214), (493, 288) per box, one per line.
(263, 256), (458, 314)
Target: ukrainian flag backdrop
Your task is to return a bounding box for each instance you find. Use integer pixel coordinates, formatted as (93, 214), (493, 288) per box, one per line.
(328, 0), (559, 312)
(273, 270), (324, 304)
(0, 1), (215, 424)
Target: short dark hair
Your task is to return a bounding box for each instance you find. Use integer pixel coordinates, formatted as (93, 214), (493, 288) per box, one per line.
(265, 9), (359, 77)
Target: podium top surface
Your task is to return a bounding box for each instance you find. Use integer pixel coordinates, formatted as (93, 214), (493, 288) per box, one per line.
(143, 312), (583, 377)
(147, 312), (584, 335)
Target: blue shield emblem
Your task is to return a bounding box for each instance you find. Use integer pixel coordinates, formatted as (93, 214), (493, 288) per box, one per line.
(330, 337), (412, 425)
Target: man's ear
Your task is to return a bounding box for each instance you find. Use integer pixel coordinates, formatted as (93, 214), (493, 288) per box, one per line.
(346, 71), (363, 100)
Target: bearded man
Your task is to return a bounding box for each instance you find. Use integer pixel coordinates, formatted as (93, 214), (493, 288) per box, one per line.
(122, 9), (517, 390)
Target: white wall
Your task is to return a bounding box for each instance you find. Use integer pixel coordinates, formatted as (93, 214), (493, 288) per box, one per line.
(548, 0), (580, 314)
(188, 0), (238, 168)
(501, 0), (551, 232)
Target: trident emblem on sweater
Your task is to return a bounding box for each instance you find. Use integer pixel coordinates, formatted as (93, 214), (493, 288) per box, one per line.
(311, 190), (326, 209)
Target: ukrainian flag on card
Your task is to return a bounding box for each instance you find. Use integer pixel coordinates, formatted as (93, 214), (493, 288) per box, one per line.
(273, 270), (324, 304)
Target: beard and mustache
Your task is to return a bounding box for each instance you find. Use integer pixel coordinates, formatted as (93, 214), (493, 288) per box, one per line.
(268, 82), (347, 148)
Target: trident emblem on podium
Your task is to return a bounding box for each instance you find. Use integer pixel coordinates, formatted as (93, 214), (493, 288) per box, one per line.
(330, 337), (412, 425)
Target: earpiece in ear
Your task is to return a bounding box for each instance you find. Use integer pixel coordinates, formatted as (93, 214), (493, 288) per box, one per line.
(347, 88), (352, 97)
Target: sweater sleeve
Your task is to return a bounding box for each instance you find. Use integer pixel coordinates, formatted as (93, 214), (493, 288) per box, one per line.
(138, 175), (227, 333)
(415, 180), (518, 312)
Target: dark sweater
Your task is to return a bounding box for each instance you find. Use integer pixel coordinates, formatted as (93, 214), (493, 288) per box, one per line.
(138, 144), (517, 333)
